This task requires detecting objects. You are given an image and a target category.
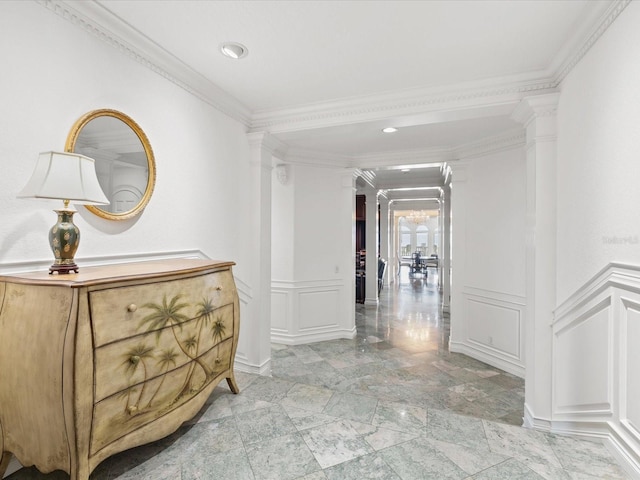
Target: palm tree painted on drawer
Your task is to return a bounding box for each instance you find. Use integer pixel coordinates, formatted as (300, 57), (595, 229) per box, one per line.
(145, 348), (179, 408)
(118, 294), (228, 416)
(120, 343), (154, 415)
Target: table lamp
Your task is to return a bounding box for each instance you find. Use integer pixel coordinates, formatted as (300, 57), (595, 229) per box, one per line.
(17, 151), (110, 274)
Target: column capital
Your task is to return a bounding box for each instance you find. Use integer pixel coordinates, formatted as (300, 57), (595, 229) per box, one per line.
(247, 131), (289, 158)
(341, 168), (360, 189)
(448, 160), (471, 183)
(511, 93), (561, 127)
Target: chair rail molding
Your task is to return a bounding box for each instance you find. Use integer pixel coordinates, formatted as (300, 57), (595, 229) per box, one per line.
(546, 262), (640, 478)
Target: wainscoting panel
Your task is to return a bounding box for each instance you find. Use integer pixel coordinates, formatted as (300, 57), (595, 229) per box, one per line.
(271, 279), (354, 345)
(467, 297), (520, 358)
(299, 289), (340, 330)
(270, 290), (290, 331)
(550, 263), (640, 477)
(451, 287), (525, 377)
(553, 298), (612, 414)
(621, 299), (640, 446)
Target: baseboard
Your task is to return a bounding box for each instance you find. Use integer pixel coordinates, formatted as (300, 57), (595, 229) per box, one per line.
(449, 340), (525, 378)
(607, 424), (640, 479)
(234, 355), (271, 376)
(271, 326), (357, 345)
(525, 404), (640, 479)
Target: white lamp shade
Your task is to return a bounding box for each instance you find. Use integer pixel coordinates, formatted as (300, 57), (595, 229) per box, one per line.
(18, 151), (110, 205)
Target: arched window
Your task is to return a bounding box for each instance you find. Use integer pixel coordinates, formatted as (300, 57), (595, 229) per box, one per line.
(400, 225), (411, 256)
(417, 225), (428, 255)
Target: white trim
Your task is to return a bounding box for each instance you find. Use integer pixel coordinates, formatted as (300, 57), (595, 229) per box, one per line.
(271, 279), (354, 345)
(0, 249), (209, 275)
(450, 340), (524, 379)
(450, 286), (526, 378)
(555, 263), (640, 319)
(523, 402), (551, 431)
(233, 354), (271, 376)
(545, 262), (640, 478)
(40, 0), (251, 126)
(520, 417), (640, 479)
(40, 0), (629, 142)
(271, 326), (357, 346)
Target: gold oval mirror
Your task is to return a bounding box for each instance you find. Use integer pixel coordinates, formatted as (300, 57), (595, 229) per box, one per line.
(65, 109), (156, 221)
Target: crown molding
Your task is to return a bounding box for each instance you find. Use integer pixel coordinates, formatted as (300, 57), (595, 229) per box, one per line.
(247, 132), (289, 158)
(454, 128), (526, 160)
(550, 0), (630, 85)
(284, 147), (353, 168)
(251, 75), (556, 134)
(40, 0), (252, 126)
(282, 128), (526, 173)
(511, 93), (561, 127)
(353, 147), (454, 170)
(358, 170), (377, 190)
(249, 0), (628, 135)
(40, 0), (629, 143)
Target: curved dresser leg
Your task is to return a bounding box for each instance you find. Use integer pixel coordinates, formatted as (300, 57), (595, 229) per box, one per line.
(226, 374), (240, 394)
(69, 458), (90, 480)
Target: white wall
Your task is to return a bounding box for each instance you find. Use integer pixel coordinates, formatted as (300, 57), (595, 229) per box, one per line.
(271, 163), (356, 344)
(0, 2), (250, 271)
(450, 146), (527, 377)
(556, 1), (640, 303)
(550, 2), (640, 475)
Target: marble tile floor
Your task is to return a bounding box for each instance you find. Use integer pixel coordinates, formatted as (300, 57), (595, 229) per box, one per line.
(8, 272), (630, 479)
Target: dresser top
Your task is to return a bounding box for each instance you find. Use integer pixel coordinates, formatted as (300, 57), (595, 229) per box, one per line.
(0, 259), (234, 287)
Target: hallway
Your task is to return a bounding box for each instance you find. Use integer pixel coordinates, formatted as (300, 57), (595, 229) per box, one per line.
(8, 272), (629, 479)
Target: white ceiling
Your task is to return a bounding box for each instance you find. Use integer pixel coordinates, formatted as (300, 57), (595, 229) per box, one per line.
(87, 0), (615, 192)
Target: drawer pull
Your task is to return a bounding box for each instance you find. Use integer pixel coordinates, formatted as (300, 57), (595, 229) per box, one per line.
(215, 357), (221, 364)
(215, 286), (223, 291)
(127, 304), (138, 312)
(130, 355), (140, 365)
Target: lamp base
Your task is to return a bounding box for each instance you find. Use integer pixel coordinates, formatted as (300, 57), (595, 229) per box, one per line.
(49, 208), (80, 275)
(49, 263), (79, 275)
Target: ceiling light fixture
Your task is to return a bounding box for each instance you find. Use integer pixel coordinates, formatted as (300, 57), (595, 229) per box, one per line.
(220, 42), (248, 60)
(382, 127), (397, 133)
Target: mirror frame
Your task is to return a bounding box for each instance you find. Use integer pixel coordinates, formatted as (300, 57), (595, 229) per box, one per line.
(65, 109), (156, 221)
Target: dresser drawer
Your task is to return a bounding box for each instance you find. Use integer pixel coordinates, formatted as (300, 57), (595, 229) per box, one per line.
(89, 269), (236, 347)
(91, 337), (235, 455)
(93, 304), (235, 402)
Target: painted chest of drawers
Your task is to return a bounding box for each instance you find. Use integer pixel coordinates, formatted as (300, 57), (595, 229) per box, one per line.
(0, 259), (240, 480)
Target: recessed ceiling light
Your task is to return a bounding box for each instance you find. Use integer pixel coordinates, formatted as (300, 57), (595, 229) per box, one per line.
(401, 168), (411, 173)
(382, 127), (398, 133)
(220, 42), (248, 59)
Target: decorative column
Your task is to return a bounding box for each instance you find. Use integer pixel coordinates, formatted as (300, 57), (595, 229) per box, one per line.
(512, 93), (559, 430)
(448, 160), (469, 352)
(388, 201), (397, 280)
(378, 193), (390, 286)
(364, 189), (379, 305)
(244, 132), (284, 375)
(442, 183), (452, 312)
